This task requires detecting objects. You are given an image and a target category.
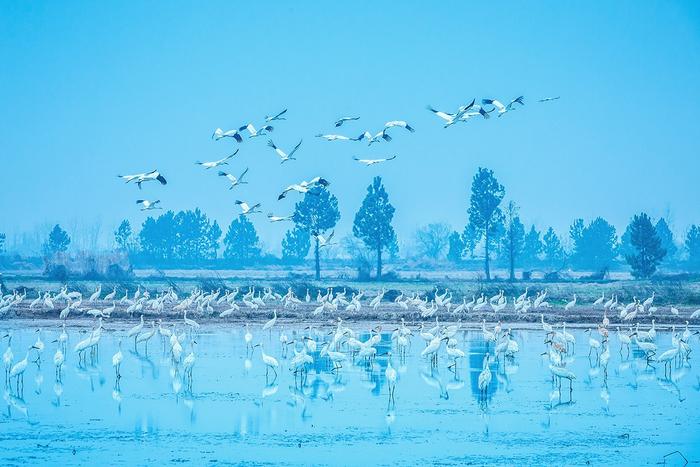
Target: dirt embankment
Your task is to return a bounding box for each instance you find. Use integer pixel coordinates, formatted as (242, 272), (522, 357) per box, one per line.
(2, 299), (698, 330)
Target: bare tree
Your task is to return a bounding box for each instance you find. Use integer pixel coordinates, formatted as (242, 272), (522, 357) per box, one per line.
(415, 223), (451, 260)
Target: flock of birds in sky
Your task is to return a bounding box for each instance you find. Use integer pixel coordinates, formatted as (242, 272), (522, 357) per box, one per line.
(115, 96), (560, 225)
(1, 284), (698, 404)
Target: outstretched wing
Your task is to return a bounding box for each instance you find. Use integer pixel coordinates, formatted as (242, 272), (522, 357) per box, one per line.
(288, 139), (303, 157)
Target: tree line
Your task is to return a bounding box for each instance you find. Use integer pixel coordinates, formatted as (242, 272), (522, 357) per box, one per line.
(4, 169), (700, 281)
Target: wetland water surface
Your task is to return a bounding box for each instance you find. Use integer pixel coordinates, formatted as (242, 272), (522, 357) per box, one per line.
(1, 323), (698, 466)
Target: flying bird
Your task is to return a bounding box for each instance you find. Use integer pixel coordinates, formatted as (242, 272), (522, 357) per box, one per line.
(235, 200), (262, 215)
(312, 231), (336, 248)
(136, 199), (162, 211)
(356, 129), (392, 146)
(218, 168), (249, 189)
(265, 109), (288, 122)
(212, 128), (243, 142)
(506, 96), (525, 110)
(268, 139), (302, 164)
(538, 96), (560, 102)
(459, 105), (492, 121)
(118, 170), (167, 189)
(315, 133), (354, 141)
(384, 120), (415, 132)
(334, 116), (360, 127)
(482, 96), (524, 116)
(426, 105), (460, 127)
(240, 123), (274, 138)
(267, 213), (293, 222)
(353, 155), (397, 166)
(426, 100), (477, 127)
(278, 177), (329, 200)
(196, 150), (238, 169)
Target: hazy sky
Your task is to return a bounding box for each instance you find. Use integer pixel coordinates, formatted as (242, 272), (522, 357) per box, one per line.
(2, 1), (700, 253)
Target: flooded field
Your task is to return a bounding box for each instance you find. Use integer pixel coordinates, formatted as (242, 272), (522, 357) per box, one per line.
(1, 322), (698, 466)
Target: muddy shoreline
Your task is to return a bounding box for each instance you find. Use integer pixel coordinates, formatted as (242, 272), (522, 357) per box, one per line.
(2, 300), (698, 330)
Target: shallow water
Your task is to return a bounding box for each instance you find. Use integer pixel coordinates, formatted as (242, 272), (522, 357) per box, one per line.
(1, 323), (698, 466)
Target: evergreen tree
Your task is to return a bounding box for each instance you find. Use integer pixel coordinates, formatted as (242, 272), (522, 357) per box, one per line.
(500, 201), (525, 280)
(353, 176), (397, 280)
(542, 227), (565, 266)
(655, 218), (677, 263)
(685, 225), (700, 270)
(618, 224), (634, 260)
(43, 224), (71, 256)
(174, 209), (221, 261)
(282, 227), (310, 263)
(625, 213), (666, 279)
(0, 232), (5, 254)
(569, 218), (584, 254)
(468, 168), (505, 280)
(447, 231), (465, 263)
(293, 187), (340, 280)
(521, 225), (543, 267)
(462, 223), (479, 259)
(223, 215), (261, 263)
(570, 217), (618, 271)
(139, 211), (177, 262)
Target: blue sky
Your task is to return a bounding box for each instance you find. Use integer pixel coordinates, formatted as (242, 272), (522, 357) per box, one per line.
(2, 1), (699, 253)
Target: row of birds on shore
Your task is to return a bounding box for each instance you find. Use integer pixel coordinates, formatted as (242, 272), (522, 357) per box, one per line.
(114, 95), (555, 221)
(2, 284), (699, 323)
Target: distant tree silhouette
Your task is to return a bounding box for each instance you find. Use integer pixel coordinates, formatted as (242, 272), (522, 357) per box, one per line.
(175, 209), (221, 261)
(542, 227), (565, 266)
(223, 215), (260, 264)
(569, 218), (585, 251)
(415, 223), (451, 260)
(0, 232), (5, 254)
(447, 231), (465, 263)
(114, 220), (135, 254)
(293, 187), (340, 280)
(685, 225), (700, 270)
(655, 218), (677, 263)
(570, 217), (618, 271)
(468, 168), (505, 280)
(500, 201), (525, 280)
(139, 211), (177, 262)
(282, 227), (310, 263)
(462, 223), (479, 259)
(625, 213), (666, 279)
(522, 225), (543, 268)
(618, 224), (635, 260)
(139, 209), (220, 264)
(353, 176), (397, 280)
(43, 224), (71, 256)
(341, 234), (373, 280)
